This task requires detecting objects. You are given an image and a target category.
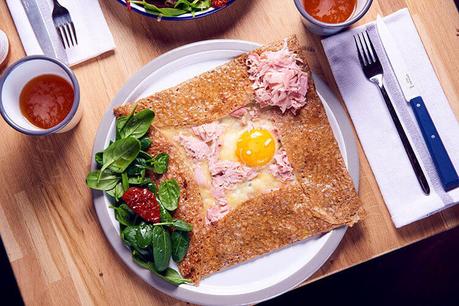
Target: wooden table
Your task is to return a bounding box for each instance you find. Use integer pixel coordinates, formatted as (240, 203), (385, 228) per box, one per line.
(0, 0), (458, 305)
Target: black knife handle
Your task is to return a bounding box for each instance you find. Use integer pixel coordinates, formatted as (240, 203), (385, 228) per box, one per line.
(379, 84), (430, 195)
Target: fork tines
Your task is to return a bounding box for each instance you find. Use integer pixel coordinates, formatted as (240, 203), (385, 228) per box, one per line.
(56, 21), (77, 49)
(353, 31), (379, 68)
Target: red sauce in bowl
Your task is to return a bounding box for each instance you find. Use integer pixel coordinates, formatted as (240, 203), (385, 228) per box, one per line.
(19, 74), (74, 129)
(302, 0), (356, 24)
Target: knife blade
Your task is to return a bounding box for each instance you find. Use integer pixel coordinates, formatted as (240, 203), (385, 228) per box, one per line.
(376, 15), (459, 191)
(376, 15), (418, 101)
(20, 0), (67, 63)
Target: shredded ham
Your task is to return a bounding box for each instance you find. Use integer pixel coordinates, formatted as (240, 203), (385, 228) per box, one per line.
(191, 122), (222, 143)
(194, 166), (208, 187)
(210, 160), (258, 190)
(246, 40), (309, 114)
(205, 160), (258, 224)
(206, 198), (230, 224)
(269, 149), (295, 181)
(230, 107), (248, 118)
(177, 135), (209, 160)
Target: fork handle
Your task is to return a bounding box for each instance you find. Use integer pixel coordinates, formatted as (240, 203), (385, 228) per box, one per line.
(379, 84), (430, 195)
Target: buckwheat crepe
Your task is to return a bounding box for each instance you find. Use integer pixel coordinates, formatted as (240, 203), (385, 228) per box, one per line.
(114, 36), (364, 283)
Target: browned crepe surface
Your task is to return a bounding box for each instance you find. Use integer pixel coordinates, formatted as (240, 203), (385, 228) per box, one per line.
(114, 36), (364, 283)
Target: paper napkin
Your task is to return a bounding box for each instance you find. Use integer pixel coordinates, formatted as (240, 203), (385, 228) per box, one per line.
(6, 0), (115, 66)
(322, 8), (459, 227)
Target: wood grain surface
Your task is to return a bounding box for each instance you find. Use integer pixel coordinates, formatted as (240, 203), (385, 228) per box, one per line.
(0, 0), (458, 305)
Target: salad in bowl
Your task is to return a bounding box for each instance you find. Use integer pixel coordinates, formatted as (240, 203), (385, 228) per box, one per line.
(121, 0), (236, 20)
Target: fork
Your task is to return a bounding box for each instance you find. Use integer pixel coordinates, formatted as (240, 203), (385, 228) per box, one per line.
(52, 0), (78, 49)
(354, 30), (430, 195)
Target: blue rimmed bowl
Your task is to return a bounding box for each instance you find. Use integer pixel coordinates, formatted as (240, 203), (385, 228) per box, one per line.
(117, 0), (238, 21)
(0, 55), (82, 135)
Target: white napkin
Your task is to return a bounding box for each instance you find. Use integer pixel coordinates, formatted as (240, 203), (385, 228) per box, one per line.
(6, 0), (115, 66)
(322, 8), (459, 228)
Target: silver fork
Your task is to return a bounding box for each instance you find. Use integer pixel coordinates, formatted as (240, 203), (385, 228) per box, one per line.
(354, 30), (430, 195)
(52, 0), (77, 49)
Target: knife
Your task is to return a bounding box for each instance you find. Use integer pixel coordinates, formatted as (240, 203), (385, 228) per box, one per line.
(376, 15), (459, 192)
(20, 0), (67, 63)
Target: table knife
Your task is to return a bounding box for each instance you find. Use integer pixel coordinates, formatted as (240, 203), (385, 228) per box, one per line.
(20, 0), (67, 63)
(376, 16), (459, 192)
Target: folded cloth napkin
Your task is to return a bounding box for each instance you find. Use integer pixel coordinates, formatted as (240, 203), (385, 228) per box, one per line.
(6, 0), (115, 66)
(322, 8), (459, 228)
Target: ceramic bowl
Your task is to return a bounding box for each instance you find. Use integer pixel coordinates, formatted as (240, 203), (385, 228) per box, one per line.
(0, 55), (81, 135)
(294, 0), (373, 36)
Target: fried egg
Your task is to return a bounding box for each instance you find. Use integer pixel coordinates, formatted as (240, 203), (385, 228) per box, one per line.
(236, 128), (276, 167)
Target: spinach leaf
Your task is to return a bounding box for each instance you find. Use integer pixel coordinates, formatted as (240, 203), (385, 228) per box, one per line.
(112, 204), (137, 226)
(136, 223), (155, 249)
(154, 219), (192, 232)
(175, 0), (211, 10)
(158, 268), (191, 285)
(132, 255), (190, 285)
(131, 1), (188, 16)
(171, 231), (189, 263)
(86, 170), (119, 191)
(113, 182), (125, 200)
(116, 117), (128, 140)
(140, 137), (152, 150)
(121, 172), (129, 191)
(159, 204), (173, 223)
(151, 226), (171, 272)
(95, 152), (103, 167)
(116, 105), (137, 139)
(118, 109), (154, 140)
(121, 225), (150, 258)
(101, 137), (140, 174)
(132, 253), (155, 270)
(150, 153), (169, 174)
(121, 225), (138, 248)
(158, 179), (180, 211)
(147, 182), (157, 195)
(128, 175), (151, 186)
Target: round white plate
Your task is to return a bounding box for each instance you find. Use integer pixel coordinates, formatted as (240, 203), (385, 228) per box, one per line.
(91, 40), (359, 305)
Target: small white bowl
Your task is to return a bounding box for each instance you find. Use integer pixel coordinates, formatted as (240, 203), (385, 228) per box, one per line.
(0, 55), (81, 135)
(294, 0), (373, 36)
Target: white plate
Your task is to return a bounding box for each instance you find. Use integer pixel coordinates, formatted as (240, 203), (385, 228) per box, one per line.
(91, 40), (359, 305)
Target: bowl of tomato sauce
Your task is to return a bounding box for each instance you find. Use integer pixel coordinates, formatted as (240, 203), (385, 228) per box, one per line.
(294, 0), (373, 36)
(0, 55), (81, 135)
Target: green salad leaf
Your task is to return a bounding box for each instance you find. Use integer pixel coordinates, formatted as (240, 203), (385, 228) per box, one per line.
(131, 1), (188, 16)
(140, 137), (152, 150)
(86, 170), (119, 190)
(95, 152), (103, 167)
(158, 179), (180, 211)
(132, 255), (190, 285)
(159, 204), (173, 223)
(112, 204), (137, 226)
(152, 225), (172, 272)
(136, 223), (155, 249)
(118, 109), (155, 140)
(171, 231), (189, 263)
(101, 137), (141, 174)
(150, 153), (169, 174)
(130, 0), (212, 17)
(154, 219), (192, 232)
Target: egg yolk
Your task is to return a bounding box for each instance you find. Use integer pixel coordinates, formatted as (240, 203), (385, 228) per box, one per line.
(236, 129), (276, 167)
